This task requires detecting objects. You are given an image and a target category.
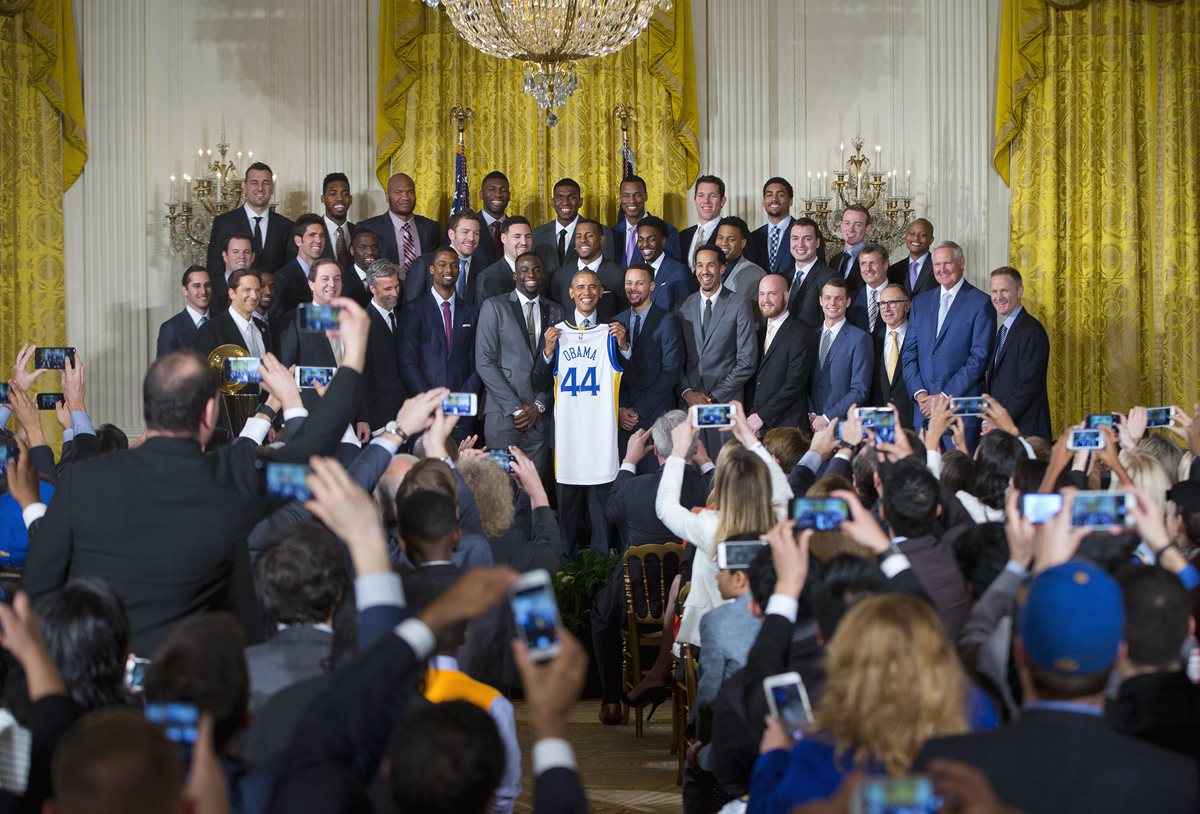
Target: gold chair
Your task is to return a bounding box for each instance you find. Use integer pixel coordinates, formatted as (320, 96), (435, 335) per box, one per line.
(621, 542), (684, 738)
(675, 640), (699, 785)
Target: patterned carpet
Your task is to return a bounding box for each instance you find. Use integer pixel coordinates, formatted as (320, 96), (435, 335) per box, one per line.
(513, 700), (682, 813)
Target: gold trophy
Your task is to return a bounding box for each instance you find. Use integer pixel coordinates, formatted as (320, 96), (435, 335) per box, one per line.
(206, 344), (260, 437)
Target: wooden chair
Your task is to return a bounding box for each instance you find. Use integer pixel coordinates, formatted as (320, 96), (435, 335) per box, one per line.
(675, 640), (699, 785)
(621, 542), (684, 737)
(670, 580), (692, 754)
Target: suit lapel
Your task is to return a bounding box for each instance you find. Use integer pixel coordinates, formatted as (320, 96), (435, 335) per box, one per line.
(992, 309), (1023, 371)
(933, 283), (971, 347)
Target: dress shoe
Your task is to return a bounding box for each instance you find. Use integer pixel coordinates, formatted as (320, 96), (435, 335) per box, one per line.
(599, 702), (623, 725)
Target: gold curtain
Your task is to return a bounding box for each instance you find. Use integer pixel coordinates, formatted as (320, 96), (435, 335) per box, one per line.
(997, 0), (1199, 428)
(0, 0), (86, 444)
(376, 1), (699, 228)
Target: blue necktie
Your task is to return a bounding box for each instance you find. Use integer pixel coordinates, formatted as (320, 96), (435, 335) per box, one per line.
(458, 258), (468, 298)
(994, 323), (1009, 368)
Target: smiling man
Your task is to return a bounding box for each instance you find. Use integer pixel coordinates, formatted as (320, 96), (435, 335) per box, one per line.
(472, 170), (511, 269)
(547, 218), (626, 314)
(474, 216), (533, 303)
(531, 177), (616, 280)
(828, 204), (872, 291)
(984, 266), (1051, 438)
(634, 216), (691, 312)
(271, 213), (328, 323)
(808, 277), (873, 431)
(319, 172), (354, 266)
(747, 177), (796, 276)
(888, 218), (936, 298)
(681, 175), (727, 268)
(612, 175), (681, 268)
(404, 211), (481, 305)
(194, 269), (267, 359)
(358, 172), (441, 276)
(205, 162), (295, 287)
(156, 266), (212, 358)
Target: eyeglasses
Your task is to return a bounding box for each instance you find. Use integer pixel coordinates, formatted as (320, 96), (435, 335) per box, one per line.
(879, 299), (910, 308)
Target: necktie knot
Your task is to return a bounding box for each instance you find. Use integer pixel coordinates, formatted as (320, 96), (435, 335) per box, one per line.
(198, 314), (208, 327)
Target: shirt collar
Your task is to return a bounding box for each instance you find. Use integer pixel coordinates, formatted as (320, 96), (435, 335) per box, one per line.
(823, 317), (847, 336)
(370, 299), (394, 322)
(185, 304), (208, 325)
(942, 277), (966, 298)
(767, 311), (789, 329)
(885, 320), (908, 340)
(431, 654), (460, 672)
(388, 211), (414, 229)
(1023, 700), (1103, 717)
(432, 289), (454, 306)
(481, 211), (503, 227)
(556, 216), (579, 236)
(243, 203), (268, 222)
(228, 308), (254, 333)
(648, 253), (665, 271)
(769, 214), (793, 232)
(795, 257), (818, 276)
(323, 216), (347, 237)
(579, 257), (602, 272)
(700, 288), (721, 305)
(1001, 305), (1023, 329)
(515, 289), (540, 307)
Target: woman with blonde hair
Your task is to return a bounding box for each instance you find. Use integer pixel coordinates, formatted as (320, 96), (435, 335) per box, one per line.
(749, 593), (971, 812)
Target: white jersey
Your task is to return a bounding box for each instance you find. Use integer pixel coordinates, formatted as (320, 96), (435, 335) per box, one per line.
(552, 322), (623, 485)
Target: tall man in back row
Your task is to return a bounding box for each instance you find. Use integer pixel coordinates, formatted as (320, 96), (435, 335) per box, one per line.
(206, 162), (294, 286)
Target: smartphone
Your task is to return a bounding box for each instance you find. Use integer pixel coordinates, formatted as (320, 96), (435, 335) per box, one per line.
(299, 303), (342, 332)
(294, 365), (335, 389)
(790, 497), (850, 531)
(690, 403), (736, 428)
(717, 540), (767, 570)
(1067, 428), (1105, 451)
(0, 444), (17, 477)
(442, 392), (478, 416)
(1084, 413), (1120, 430)
(509, 569), (562, 662)
(124, 656), (152, 693)
(144, 701), (198, 771)
(850, 775), (941, 814)
(490, 449), (514, 473)
(223, 357), (262, 384)
(36, 392), (63, 410)
(34, 347), (75, 370)
(949, 396), (986, 417)
(763, 672), (813, 739)
(1071, 490), (1135, 530)
(856, 406), (896, 445)
(264, 461), (313, 502)
(0, 383), (8, 404)
(1146, 406), (1177, 428)
(1021, 492), (1063, 525)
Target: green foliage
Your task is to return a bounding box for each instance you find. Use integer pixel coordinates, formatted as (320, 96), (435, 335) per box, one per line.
(553, 550), (619, 641)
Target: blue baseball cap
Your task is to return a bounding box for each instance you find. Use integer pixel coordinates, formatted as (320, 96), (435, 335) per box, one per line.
(1019, 560), (1124, 676)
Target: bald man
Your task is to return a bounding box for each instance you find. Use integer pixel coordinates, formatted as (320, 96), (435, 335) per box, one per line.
(357, 172), (441, 277)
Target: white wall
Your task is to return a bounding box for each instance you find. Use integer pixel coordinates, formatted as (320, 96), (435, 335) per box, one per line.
(64, 0), (1007, 433)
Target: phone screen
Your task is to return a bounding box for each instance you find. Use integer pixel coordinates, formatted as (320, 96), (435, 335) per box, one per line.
(34, 347), (75, 370)
(790, 497), (850, 531)
(145, 701), (199, 771)
(949, 397), (986, 416)
(300, 303), (341, 332)
(224, 357), (262, 384)
(693, 404), (734, 427)
(1071, 491), (1130, 528)
(296, 366), (334, 388)
(442, 393), (477, 416)
(1146, 407), (1175, 428)
(489, 449), (514, 473)
(1068, 429), (1103, 450)
(265, 462), (313, 502)
(1021, 493), (1063, 525)
(858, 407), (896, 444)
(0, 444), (17, 477)
(511, 581), (562, 660)
(718, 541), (767, 569)
(854, 775), (941, 814)
(36, 393), (63, 410)
(125, 656), (151, 693)
(767, 678), (813, 738)
(0, 383), (9, 404)
(1084, 413), (1119, 429)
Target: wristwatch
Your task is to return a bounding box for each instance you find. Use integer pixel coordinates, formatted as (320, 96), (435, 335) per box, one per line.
(384, 421), (410, 445)
(256, 404), (278, 423)
(876, 542), (903, 563)
(534, 400), (546, 414)
(835, 440), (855, 452)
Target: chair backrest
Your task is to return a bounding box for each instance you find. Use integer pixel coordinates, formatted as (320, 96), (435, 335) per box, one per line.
(622, 542), (684, 625)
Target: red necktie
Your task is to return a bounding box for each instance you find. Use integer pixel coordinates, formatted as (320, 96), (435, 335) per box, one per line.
(442, 301), (453, 351)
(490, 220), (503, 259)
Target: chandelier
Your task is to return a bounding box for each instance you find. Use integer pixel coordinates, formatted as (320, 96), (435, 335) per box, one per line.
(418, 0), (673, 125)
(802, 134), (915, 257)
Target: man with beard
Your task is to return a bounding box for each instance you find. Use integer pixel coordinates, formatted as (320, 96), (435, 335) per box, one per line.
(318, 172), (354, 266)
(745, 274), (815, 435)
(472, 170), (511, 270)
(550, 218), (626, 316)
(714, 216), (766, 319)
(404, 212), (481, 305)
(615, 263), (682, 455)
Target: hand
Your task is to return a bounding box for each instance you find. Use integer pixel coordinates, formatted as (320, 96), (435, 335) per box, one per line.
(512, 403), (539, 432)
(1094, 425), (1131, 486)
(916, 391), (933, 417)
(929, 759), (1005, 814)
(422, 403), (460, 460)
(7, 438), (41, 510)
(1034, 488), (1087, 573)
(458, 446), (488, 464)
(458, 433), (479, 452)
(304, 455), (390, 576)
(542, 325), (562, 357)
(669, 416), (697, 458)
(1040, 423), (1081, 492)
(924, 395), (953, 446)
(691, 438), (711, 468)
(1166, 404), (1193, 445)
(874, 418), (914, 463)
(509, 446), (549, 508)
(623, 427), (652, 466)
(355, 421), (371, 444)
(618, 407), (639, 432)
(1128, 486), (1172, 558)
(420, 566), (519, 639)
(1003, 487), (1036, 567)
(256, 354), (302, 411)
(839, 404), (863, 447)
(808, 418), (839, 461)
(809, 414), (830, 433)
(512, 625), (588, 742)
(183, 712), (230, 814)
(685, 740), (703, 769)
(746, 413), (764, 436)
(330, 297), (371, 373)
(608, 321), (628, 351)
(53, 398), (71, 431)
(728, 401), (759, 448)
(683, 390), (711, 408)
(950, 416), (968, 454)
(832, 489), (891, 554)
(763, 520), (809, 598)
(758, 715), (793, 755)
(9, 344), (47, 392)
(395, 387), (449, 439)
(61, 352), (87, 413)
(981, 394), (1019, 436)
(0, 592), (65, 699)
(6, 385), (43, 447)
(1122, 407), (1148, 450)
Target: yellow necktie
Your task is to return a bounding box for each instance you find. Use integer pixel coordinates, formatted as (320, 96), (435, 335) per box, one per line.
(885, 330), (900, 380)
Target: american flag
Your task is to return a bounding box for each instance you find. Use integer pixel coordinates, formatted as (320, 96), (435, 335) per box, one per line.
(451, 136), (469, 214)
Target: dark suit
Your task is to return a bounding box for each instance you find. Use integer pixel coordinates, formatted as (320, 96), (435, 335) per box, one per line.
(472, 211), (502, 270)
(397, 292), (481, 436)
(1107, 671), (1200, 763)
(404, 251), (480, 306)
(474, 257), (516, 304)
(551, 259), (628, 314)
(895, 532), (971, 638)
(206, 207), (295, 289)
(746, 316), (816, 432)
(648, 255), (692, 313)
(21, 369), (363, 655)
(270, 258), (313, 325)
(846, 284), (889, 344)
(245, 625), (333, 711)
(616, 304), (683, 434)
(747, 218), (795, 277)
(193, 309), (271, 358)
(986, 307), (1052, 438)
(357, 211), (439, 268)
(785, 261), (839, 327)
(827, 247), (865, 292)
(888, 252), (936, 298)
(612, 217), (681, 267)
(530, 217), (617, 286)
(915, 709), (1199, 814)
(680, 222), (718, 267)
(363, 306), (405, 431)
(902, 281), (996, 436)
(156, 309), (203, 358)
(339, 263), (372, 308)
(278, 311), (337, 369)
(872, 324), (914, 428)
(809, 322), (873, 421)
(318, 219), (354, 263)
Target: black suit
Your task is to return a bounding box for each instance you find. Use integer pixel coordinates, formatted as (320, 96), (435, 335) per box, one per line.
(1107, 671), (1200, 763)
(472, 211), (503, 270)
(746, 317), (816, 432)
(845, 284), (889, 344)
(21, 369), (363, 655)
(827, 248), (865, 292)
(270, 258), (313, 325)
(357, 211), (440, 268)
(206, 207), (294, 286)
(746, 219), (796, 277)
(785, 261), (839, 327)
(318, 219), (354, 263)
(617, 304), (683, 435)
(404, 251), (481, 306)
(986, 308), (1052, 438)
(888, 252), (936, 299)
(551, 259), (628, 313)
(916, 708), (1199, 814)
(339, 263), (372, 308)
(156, 309), (203, 358)
(872, 324), (914, 428)
(363, 306), (406, 431)
(193, 309), (271, 358)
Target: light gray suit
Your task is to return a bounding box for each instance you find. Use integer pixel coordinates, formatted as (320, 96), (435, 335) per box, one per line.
(244, 625), (333, 711)
(476, 290), (565, 469)
(532, 218), (616, 295)
(723, 256), (767, 324)
(677, 287), (758, 454)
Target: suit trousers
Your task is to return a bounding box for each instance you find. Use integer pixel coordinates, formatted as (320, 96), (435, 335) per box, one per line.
(556, 480), (612, 558)
(590, 562), (627, 703)
(483, 412), (548, 472)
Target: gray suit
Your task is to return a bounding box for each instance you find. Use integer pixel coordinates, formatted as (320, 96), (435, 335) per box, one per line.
(245, 625), (333, 711)
(723, 256), (767, 324)
(677, 287), (758, 454)
(476, 291), (565, 469)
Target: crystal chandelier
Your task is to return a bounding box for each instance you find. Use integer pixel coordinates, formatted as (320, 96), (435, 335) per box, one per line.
(419, 0), (673, 125)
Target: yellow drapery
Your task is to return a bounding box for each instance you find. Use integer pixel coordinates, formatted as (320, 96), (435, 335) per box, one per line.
(0, 0), (87, 442)
(376, 1), (699, 229)
(997, 0), (1199, 429)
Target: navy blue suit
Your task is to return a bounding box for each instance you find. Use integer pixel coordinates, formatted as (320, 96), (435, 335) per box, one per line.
(846, 285), (889, 344)
(616, 304), (683, 432)
(809, 322), (874, 420)
(397, 292), (481, 435)
(611, 217), (681, 267)
(155, 310), (202, 358)
(747, 219), (797, 277)
(647, 256), (692, 312)
(901, 280), (996, 434)
(986, 307), (1052, 438)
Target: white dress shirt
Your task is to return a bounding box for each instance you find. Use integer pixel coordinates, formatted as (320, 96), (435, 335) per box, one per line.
(229, 308), (265, 356)
(243, 203), (269, 243)
(185, 304), (208, 328)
